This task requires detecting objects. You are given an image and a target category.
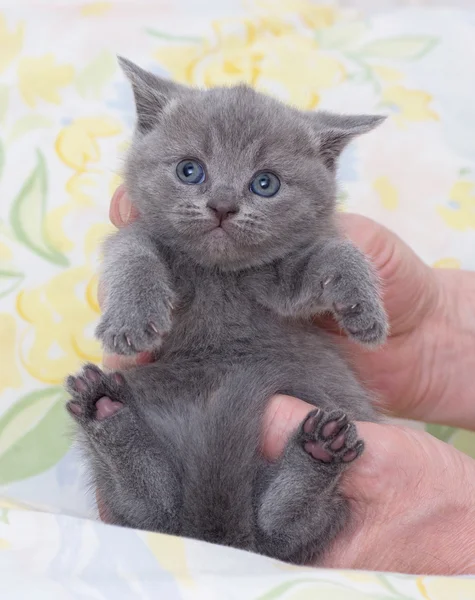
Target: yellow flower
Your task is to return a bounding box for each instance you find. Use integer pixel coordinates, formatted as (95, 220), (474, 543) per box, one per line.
(0, 313), (22, 393)
(0, 242), (12, 261)
(0, 14), (24, 73)
(432, 257), (461, 269)
(299, 4), (336, 30)
(154, 16), (345, 109)
(17, 267), (100, 383)
(437, 180), (475, 231)
(422, 577), (475, 600)
(155, 19), (260, 87)
(252, 0), (336, 30)
(80, 2), (112, 16)
(18, 54), (74, 107)
(16, 223), (112, 384)
(147, 533), (195, 589)
(256, 35), (345, 108)
(55, 116), (122, 172)
(382, 85), (438, 125)
(51, 118), (121, 253)
(373, 176), (399, 210)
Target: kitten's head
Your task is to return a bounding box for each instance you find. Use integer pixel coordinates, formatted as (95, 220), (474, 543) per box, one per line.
(120, 58), (384, 270)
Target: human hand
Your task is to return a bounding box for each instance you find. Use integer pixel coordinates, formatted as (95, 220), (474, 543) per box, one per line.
(328, 212), (475, 429)
(106, 185), (475, 428)
(262, 395), (475, 575)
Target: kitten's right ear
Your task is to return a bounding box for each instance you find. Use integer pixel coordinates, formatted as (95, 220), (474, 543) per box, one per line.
(118, 56), (186, 134)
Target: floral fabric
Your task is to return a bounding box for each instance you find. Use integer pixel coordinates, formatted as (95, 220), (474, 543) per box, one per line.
(0, 0), (474, 597)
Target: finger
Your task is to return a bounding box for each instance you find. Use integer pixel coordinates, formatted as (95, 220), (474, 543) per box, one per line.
(337, 422), (412, 503)
(321, 423), (420, 570)
(102, 351), (155, 371)
(109, 184), (140, 228)
(96, 490), (111, 523)
(337, 213), (437, 335)
(261, 395), (314, 460)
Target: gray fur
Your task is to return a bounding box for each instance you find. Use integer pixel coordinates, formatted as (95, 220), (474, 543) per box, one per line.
(67, 58), (387, 564)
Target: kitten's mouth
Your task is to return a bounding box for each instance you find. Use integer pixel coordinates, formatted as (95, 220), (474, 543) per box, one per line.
(210, 225), (229, 236)
(210, 221), (231, 234)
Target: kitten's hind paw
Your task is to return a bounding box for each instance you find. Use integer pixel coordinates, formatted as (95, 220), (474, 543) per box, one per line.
(66, 364), (127, 423)
(300, 409), (364, 464)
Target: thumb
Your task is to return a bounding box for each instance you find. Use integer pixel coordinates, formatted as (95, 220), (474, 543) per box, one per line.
(109, 185), (140, 228)
(261, 395), (314, 459)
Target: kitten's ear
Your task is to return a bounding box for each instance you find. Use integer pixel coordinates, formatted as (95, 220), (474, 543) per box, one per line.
(311, 112), (386, 171)
(118, 56), (187, 134)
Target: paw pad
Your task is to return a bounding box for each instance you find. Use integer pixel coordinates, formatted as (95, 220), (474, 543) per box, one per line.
(65, 364), (127, 422)
(301, 409), (364, 465)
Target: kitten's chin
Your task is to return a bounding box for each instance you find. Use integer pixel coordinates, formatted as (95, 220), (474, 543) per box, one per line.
(179, 228), (273, 271)
(199, 227), (245, 269)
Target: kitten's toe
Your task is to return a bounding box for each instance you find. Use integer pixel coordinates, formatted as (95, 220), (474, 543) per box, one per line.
(96, 311), (169, 355)
(300, 409), (364, 464)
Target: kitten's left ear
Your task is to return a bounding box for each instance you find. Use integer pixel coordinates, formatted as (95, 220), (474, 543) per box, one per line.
(310, 112), (386, 171)
(118, 56), (189, 134)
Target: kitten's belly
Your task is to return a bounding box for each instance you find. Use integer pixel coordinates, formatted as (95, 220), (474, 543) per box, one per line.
(160, 304), (339, 366)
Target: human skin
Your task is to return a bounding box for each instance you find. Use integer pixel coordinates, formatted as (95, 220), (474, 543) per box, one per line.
(99, 185), (475, 575)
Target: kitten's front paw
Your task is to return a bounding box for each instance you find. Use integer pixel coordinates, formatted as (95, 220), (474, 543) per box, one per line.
(334, 299), (387, 346)
(96, 290), (174, 355)
(322, 276), (388, 346)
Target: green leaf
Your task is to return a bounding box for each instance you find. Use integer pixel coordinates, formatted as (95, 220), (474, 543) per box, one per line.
(0, 84), (8, 123)
(451, 429), (475, 459)
(145, 27), (201, 43)
(316, 22), (367, 50)
(8, 114), (53, 144)
(356, 36), (438, 60)
(76, 50), (117, 99)
(426, 423), (456, 443)
(9, 150), (69, 266)
(0, 387), (71, 485)
(0, 269), (24, 299)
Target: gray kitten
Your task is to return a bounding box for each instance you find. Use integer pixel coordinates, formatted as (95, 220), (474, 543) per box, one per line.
(66, 57), (387, 565)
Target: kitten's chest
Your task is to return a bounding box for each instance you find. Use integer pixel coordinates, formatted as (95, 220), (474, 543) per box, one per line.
(169, 266), (257, 350)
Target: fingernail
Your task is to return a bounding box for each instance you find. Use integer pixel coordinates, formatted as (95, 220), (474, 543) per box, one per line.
(118, 189), (131, 225)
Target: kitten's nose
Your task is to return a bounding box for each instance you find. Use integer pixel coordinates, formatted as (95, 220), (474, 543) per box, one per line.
(206, 198), (239, 223)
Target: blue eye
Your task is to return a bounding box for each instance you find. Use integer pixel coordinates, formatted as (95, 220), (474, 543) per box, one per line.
(176, 159), (206, 184)
(250, 172), (280, 197)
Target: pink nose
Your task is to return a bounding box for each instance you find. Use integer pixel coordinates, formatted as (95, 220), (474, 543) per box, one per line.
(206, 198), (239, 222)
